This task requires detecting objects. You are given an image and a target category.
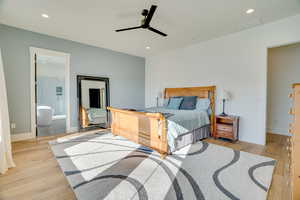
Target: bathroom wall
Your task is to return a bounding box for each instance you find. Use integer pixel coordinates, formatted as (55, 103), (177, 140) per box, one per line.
(37, 77), (65, 115)
(37, 57), (66, 116)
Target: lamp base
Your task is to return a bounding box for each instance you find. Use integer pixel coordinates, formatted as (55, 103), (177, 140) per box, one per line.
(219, 112), (228, 117)
(221, 99), (228, 117)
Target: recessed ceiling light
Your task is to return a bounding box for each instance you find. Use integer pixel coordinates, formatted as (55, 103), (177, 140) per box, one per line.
(246, 9), (255, 14)
(41, 14), (49, 18)
(146, 46), (151, 50)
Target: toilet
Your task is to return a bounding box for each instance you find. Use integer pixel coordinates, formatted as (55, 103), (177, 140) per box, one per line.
(37, 106), (53, 126)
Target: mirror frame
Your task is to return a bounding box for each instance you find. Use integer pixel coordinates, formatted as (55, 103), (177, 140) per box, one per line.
(77, 75), (110, 131)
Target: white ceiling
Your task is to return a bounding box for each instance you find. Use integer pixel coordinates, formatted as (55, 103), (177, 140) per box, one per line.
(1, 0), (300, 57)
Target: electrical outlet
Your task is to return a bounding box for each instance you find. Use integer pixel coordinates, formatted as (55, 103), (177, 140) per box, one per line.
(11, 123), (16, 129)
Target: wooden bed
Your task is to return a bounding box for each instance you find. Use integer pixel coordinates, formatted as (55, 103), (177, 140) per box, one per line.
(107, 86), (216, 158)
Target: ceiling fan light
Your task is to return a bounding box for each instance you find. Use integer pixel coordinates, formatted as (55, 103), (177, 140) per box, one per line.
(246, 9), (255, 14)
(41, 13), (49, 18)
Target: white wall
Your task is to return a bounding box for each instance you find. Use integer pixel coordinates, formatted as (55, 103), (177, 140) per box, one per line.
(267, 43), (300, 136)
(146, 14), (300, 145)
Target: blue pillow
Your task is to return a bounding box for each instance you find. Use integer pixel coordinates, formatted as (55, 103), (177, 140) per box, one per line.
(163, 98), (170, 107)
(196, 98), (211, 113)
(167, 97), (183, 109)
(180, 96), (197, 110)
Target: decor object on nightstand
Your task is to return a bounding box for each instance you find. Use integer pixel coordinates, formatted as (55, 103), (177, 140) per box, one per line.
(220, 89), (231, 116)
(156, 91), (163, 107)
(214, 115), (239, 141)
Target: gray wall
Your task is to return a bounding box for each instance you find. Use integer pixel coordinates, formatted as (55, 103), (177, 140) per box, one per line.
(267, 43), (300, 135)
(0, 24), (145, 134)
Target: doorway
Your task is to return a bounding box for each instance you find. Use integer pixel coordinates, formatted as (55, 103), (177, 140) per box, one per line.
(30, 48), (70, 137)
(267, 42), (300, 136)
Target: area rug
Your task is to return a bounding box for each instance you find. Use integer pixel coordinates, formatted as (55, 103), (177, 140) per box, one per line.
(49, 132), (276, 200)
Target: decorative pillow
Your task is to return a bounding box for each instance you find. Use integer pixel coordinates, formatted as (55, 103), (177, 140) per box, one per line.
(180, 96), (197, 110)
(196, 98), (211, 113)
(163, 98), (170, 107)
(167, 97), (183, 110)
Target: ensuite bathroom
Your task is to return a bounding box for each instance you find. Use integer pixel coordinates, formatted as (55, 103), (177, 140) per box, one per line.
(36, 54), (66, 136)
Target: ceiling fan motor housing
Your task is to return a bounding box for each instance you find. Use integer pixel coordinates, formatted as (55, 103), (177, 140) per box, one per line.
(142, 9), (148, 16)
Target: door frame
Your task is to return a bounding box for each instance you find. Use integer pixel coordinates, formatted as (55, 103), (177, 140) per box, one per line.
(30, 47), (71, 137)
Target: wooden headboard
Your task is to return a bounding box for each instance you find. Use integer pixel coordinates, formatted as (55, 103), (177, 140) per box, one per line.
(164, 86), (216, 136)
(164, 86), (215, 99)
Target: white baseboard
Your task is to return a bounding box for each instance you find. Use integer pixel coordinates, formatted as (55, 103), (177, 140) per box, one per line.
(11, 127), (79, 142)
(67, 127), (78, 133)
(267, 128), (291, 136)
(11, 132), (35, 142)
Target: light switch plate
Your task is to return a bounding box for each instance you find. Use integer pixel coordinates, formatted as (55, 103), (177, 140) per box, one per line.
(11, 123), (16, 129)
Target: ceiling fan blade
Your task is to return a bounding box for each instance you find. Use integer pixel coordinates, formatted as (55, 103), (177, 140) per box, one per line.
(115, 26), (142, 32)
(144, 5), (157, 26)
(148, 27), (167, 37)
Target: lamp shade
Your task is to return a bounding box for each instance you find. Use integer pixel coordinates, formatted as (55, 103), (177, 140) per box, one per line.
(220, 89), (231, 100)
(157, 91), (163, 98)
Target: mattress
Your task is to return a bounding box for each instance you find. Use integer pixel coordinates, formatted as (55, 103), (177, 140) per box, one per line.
(173, 125), (210, 152)
(145, 107), (210, 151)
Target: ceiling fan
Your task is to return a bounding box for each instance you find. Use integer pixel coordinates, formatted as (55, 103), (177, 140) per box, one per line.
(115, 5), (167, 37)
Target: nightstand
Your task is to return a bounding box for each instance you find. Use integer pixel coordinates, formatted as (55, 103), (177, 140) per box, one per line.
(214, 115), (239, 141)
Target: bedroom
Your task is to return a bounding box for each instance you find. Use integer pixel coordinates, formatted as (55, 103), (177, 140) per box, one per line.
(0, 0), (300, 199)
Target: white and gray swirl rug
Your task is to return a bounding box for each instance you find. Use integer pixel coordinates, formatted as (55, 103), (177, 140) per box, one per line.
(49, 132), (276, 200)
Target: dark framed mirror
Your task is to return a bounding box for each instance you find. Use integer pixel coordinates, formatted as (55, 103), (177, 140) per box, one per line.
(77, 75), (110, 131)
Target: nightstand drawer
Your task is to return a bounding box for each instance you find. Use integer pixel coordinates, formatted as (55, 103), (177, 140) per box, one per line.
(216, 130), (233, 139)
(216, 124), (233, 132)
(214, 115), (239, 141)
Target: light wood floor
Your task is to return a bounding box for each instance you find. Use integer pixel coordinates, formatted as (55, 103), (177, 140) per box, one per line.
(0, 132), (291, 200)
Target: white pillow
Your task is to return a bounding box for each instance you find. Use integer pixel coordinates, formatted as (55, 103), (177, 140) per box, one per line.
(196, 98), (210, 112)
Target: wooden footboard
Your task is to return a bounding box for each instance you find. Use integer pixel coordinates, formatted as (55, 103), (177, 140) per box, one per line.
(107, 86), (215, 158)
(107, 107), (168, 158)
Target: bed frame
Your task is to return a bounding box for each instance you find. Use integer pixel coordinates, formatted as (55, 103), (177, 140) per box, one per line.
(107, 86), (216, 158)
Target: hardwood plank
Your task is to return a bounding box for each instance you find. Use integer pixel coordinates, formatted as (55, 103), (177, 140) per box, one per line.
(0, 132), (291, 200)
